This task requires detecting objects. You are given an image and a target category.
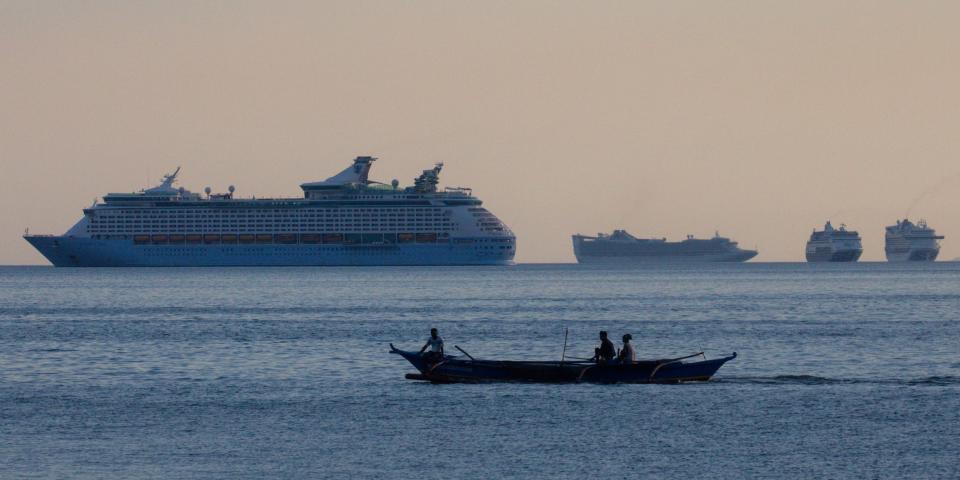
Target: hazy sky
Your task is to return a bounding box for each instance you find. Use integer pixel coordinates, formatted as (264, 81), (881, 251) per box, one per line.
(3, 1), (959, 264)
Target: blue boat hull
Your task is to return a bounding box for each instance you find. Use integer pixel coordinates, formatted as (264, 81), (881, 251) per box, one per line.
(24, 236), (514, 267)
(390, 345), (736, 384)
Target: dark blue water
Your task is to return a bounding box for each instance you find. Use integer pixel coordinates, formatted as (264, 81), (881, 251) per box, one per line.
(1, 264), (958, 479)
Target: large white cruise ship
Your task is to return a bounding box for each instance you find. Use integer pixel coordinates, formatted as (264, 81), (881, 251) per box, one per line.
(884, 218), (943, 262)
(805, 221), (863, 262)
(24, 156), (515, 266)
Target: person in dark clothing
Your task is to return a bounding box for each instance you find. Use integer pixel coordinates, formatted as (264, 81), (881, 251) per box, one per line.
(592, 330), (616, 364)
(419, 328), (445, 363)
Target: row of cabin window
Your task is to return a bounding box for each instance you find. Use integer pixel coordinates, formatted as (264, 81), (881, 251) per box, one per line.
(89, 226), (457, 233)
(99, 212), (448, 217)
(99, 208), (448, 217)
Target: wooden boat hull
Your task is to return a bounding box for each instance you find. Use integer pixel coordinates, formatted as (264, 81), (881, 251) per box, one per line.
(390, 345), (735, 384)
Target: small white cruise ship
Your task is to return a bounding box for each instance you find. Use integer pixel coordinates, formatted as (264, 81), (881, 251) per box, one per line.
(884, 218), (943, 262)
(24, 156), (516, 266)
(805, 221), (863, 262)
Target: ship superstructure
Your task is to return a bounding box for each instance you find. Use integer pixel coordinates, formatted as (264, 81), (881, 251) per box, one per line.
(24, 156), (515, 266)
(572, 229), (757, 263)
(805, 221), (863, 262)
(884, 218), (943, 262)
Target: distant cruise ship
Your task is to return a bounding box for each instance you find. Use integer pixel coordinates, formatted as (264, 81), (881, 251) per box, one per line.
(805, 221), (863, 262)
(572, 230), (757, 263)
(884, 218), (943, 262)
(24, 156), (515, 266)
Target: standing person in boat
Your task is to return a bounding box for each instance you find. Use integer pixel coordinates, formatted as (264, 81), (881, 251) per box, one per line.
(618, 334), (636, 364)
(592, 330), (616, 364)
(419, 328), (444, 363)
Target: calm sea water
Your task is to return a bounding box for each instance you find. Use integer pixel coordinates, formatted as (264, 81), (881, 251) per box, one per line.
(1, 263), (958, 479)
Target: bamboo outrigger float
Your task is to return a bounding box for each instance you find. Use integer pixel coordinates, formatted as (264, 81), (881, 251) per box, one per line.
(390, 344), (736, 384)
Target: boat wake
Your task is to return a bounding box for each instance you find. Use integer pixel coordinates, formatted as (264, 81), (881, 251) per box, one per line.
(718, 375), (960, 386)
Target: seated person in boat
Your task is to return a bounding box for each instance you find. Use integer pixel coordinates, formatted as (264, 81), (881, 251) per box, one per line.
(419, 328), (444, 362)
(617, 333), (636, 364)
(591, 330), (616, 364)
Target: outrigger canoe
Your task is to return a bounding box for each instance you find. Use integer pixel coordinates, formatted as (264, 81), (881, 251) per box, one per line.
(390, 344), (736, 384)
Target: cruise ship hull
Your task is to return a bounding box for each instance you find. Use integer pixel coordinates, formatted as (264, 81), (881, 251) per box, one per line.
(25, 236), (514, 267)
(805, 248), (863, 262)
(575, 251), (757, 264)
(885, 248), (939, 262)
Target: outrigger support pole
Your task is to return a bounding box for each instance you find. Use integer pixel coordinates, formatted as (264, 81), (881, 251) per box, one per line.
(454, 345), (475, 361)
(648, 352), (706, 381)
(560, 328), (569, 364)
